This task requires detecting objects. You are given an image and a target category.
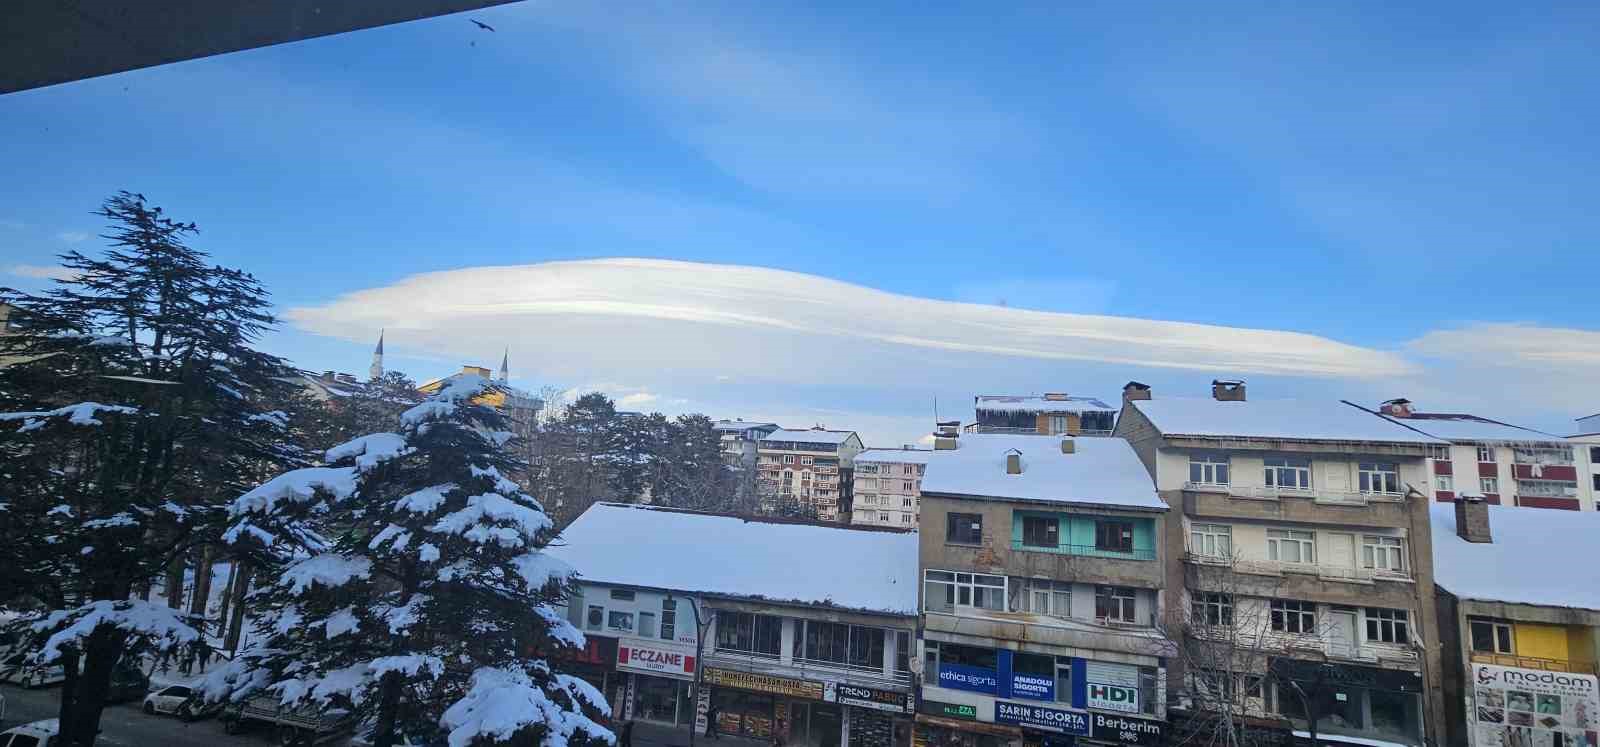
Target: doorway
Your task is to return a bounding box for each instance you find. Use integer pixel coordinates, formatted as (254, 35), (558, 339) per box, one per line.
(1328, 609), (1359, 658)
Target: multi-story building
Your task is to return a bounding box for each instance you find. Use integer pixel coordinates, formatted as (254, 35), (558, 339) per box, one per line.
(1371, 398), (1591, 511)
(714, 420), (782, 469)
(1431, 497), (1600, 747)
(852, 449), (932, 529)
(970, 394), (1118, 436)
(550, 503), (920, 747)
(1115, 380), (1446, 746)
(758, 428), (865, 522)
(916, 433), (1172, 747)
(1568, 414), (1600, 507)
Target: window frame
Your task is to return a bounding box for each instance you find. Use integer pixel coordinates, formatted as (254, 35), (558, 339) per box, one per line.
(1365, 608), (1410, 644)
(1481, 476), (1499, 494)
(714, 610), (783, 658)
(946, 512), (983, 545)
(608, 610), (635, 631)
(1477, 446), (1495, 463)
(660, 599), (676, 641)
(1362, 535), (1406, 573)
(1264, 457), (1312, 490)
(1269, 599), (1316, 634)
(1470, 619), (1515, 654)
(1095, 520), (1135, 553)
(1192, 592), (1234, 627)
(1014, 577), (1072, 619)
(1267, 529), (1316, 564)
(1021, 515), (1060, 549)
(586, 605), (604, 630)
(1189, 453), (1231, 486)
(924, 569), (1007, 613)
(1435, 475), (1454, 492)
(1358, 462), (1401, 495)
(1094, 585), (1138, 624)
(1190, 523), (1232, 559)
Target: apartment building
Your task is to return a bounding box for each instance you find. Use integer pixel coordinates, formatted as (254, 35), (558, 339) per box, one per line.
(714, 420), (781, 468)
(1115, 381), (1446, 746)
(1431, 499), (1600, 747)
(971, 393), (1118, 436)
(758, 428), (865, 522)
(1568, 414), (1600, 506)
(916, 433), (1172, 747)
(1372, 398), (1591, 511)
(852, 449), (932, 529)
(551, 503), (920, 747)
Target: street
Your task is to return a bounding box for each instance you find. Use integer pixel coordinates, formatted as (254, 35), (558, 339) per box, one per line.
(0, 683), (274, 746)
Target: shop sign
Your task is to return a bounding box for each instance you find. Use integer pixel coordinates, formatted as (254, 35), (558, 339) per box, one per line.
(919, 700), (978, 721)
(704, 667), (827, 701)
(616, 638), (696, 680)
(938, 663), (1000, 695)
(1271, 658), (1422, 693)
(1088, 712), (1163, 746)
(1470, 663), (1599, 746)
(1011, 672), (1055, 702)
(833, 683), (913, 714)
(993, 701), (1090, 736)
(1083, 661), (1139, 714)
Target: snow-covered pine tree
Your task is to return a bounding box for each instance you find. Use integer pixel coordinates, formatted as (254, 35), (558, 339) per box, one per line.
(0, 192), (306, 747)
(209, 374), (613, 747)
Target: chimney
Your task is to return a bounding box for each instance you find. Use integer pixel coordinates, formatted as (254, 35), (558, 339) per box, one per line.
(1379, 398), (1414, 418)
(1005, 449), (1023, 475)
(1060, 438), (1076, 454)
(1123, 381), (1152, 402)
(933, 420), (961, 450)
(1455, 495), (1493, 543)
(1212, 379), (1246, 402)
(1043, 392), (1070, 401)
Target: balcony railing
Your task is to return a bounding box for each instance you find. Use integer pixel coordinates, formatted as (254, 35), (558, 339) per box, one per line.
(1193, 628), (1419, 666)
(1185, 553), (1412, 583)
(962, 424), (1114, 436)
(1470, 652), (1600, 675)
(1186, 484), (1402, 505)
(1012, 540), (1157, 561)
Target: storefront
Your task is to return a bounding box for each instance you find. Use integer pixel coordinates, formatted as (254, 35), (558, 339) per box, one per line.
(915, 701), (1019, 747)
(1271, 659), (1426, 745)
(616, 637), (697, 726)
(835, 683), (916, 747)
(701, 667), (834, 744)
(1467, 663), (1599, 747)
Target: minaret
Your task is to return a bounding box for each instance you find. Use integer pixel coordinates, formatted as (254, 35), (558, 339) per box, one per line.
(498, 347), (510, 383)
(369, 330), (385, 381)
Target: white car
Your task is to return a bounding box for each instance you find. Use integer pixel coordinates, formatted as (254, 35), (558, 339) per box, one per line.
(0, 654), (64, 689)
(0, 719), (60, 747)
(141, 684), (200, 717)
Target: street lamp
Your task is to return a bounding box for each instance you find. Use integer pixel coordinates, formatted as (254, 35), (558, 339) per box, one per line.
(668, 594), (712, 747)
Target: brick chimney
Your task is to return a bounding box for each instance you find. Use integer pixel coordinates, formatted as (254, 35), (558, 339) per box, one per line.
(1043, 392), (1071, 401)
(1122, 381), (1152, 402)
(1455, 494), (1493, 543)
(933, 420), (961, 450)
(1379, 398), (1414, 418)
(1060, 438), (1076, 454)
(1212, 379), (1246, 402)
(1005, 449), (1023, 475)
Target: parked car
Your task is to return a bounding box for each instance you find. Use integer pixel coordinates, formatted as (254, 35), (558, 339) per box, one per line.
(141, 683), (219, 720)
(0, 719), (60, 747)
(0, 653), (64, 689)
(222, 694), (355, 745)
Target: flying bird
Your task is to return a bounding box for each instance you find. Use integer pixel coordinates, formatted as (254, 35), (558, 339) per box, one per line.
(470, 19), (495, 32)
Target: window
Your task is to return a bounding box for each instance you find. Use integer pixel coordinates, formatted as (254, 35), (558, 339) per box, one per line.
(794, 620), (886, 670)
(608, 611), (634, 631)
(1264, 457), (1311, 490)
(1362, 536), (1405, 573)
(1012, 578), (1072, 618)
(586, 605), (603, 630)
(1366, 608), (1409, 644)
(1481, 477), (1499, 494)
(895, 631), (911, 674)
(660, 599), (676, 641)
(902, 481), (913, 491)
(1267, 529), (1315, 564)
(1478, 446), (1495, 463)
(1021, 516), (1060, 548)
(1270, 600), (1316, 634)
(1192, 592), (1233, 627)
(609, 588), (635, 601)
(1095, 586), (1137, 623)
(638, 612), (657, 638)
(879, 511), (889, 522)
(903, 497), (913, 507)
(1594, 474), (1600, 492)
(1435, 475), (1453, 492)
(1095, 521), (1134, 553)
(1189, 454), (1231, 485)
(784, 455), (796, 464)
(1190, 523), (1232, 558)
(946, 512), (983, 544)
(1049, 414), (1068, 433)
(1359, 462), (1401, 494)
(901, 514), (911, 524)
(923, 570), (1006, 612)
(714, 611), (782, 657)
(801, 456), (813, 465)
(1470, 619), (1514, 654)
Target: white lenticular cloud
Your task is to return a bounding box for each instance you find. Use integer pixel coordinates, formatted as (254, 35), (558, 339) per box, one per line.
(287, 258), (1415, 384)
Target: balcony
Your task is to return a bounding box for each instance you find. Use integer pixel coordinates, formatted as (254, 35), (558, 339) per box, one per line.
(1012, 540), (1157, 561)
(962, 424), (1114, 437)
(1182, 488), (1413, 528)
(1190, 483), (1402, 506)
(1193, 627), (1420, 668)
(1185, 553), (1412, 584)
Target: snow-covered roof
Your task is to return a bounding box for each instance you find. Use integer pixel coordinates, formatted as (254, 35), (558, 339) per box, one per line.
(713, 420), (778, 433)
(1431, 503), (1600, 611)
(548, 504), (919, 616)
(854, 449), (935, 466)
(975, 394), (1115, 413)
(1132, 398), (1443, 445)
(760, 429), (859, 446)
(1383, 414), (1562, 444)
(920, 434), (1165, 511)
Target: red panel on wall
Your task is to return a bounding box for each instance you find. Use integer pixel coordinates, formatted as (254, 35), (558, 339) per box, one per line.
(1483, 493), (1501, 505)
(1478, 463), (1499, 477)
(1433, 461), (1454, 476)
(1435, 491), (1456, 502)
(1516, 495), (1581, 511)
(1512, 464), (1578, 482)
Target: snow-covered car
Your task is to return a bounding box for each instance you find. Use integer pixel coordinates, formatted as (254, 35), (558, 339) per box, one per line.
(0, 653), (65, 689)
(0, 718), (60, 747)
(140, 683), (217, 720)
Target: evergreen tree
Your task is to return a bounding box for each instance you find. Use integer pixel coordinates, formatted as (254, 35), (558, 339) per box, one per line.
(0, 192), (304, 746)
(207, 376), (612, 747)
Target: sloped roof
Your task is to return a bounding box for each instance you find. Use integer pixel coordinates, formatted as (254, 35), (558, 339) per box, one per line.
(1431, 503), (1600, 611)
(1385, 413), (1563, 443)
(920, 434), (1165, 511)
(1131, 398), (1443, 444)
(761, 428), (859, 446)
(547, 503), (919, 615)
(976, 394), (1115, 413)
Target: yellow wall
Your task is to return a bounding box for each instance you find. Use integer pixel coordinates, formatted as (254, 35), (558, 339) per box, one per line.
(1569, 627), (1598, 668)
(1515, 623), (1572, 662)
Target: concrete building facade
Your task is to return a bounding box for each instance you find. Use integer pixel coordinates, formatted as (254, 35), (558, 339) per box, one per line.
(758, 428), (866, 522)
(852, 449), (932, 529)
(1115, 382), (1447, 747)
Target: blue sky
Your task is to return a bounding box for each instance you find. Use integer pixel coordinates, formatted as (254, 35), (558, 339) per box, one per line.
(3, 0), (1598, 444)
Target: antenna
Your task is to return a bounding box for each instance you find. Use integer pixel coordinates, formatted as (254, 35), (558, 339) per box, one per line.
(934, 395), (940, 422)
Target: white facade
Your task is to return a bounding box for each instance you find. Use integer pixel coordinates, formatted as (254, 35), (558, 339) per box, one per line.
(851, 450), (931, 528)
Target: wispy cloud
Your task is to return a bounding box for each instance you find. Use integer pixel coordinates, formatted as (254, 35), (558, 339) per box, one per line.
(1398, 323), (1600, 423)
(286, 258), (1415, 381)
(7, 264), (79, 281)
(55, 231), (90, 244)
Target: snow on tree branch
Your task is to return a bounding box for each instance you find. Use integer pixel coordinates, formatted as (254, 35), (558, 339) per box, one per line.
(279, 554), (373, 596)
(0, 402), (140, 432)
(440, 667), (614, 747)
(324, 432), (412, 471)
(229, 466), (360, 518)
(30, 600), (201, 664)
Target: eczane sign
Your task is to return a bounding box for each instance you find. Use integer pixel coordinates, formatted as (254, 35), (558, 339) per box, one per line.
(617, 638), (696, 680)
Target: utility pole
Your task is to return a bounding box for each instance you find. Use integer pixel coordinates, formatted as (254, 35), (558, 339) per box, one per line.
(677, 595), (712, 747)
